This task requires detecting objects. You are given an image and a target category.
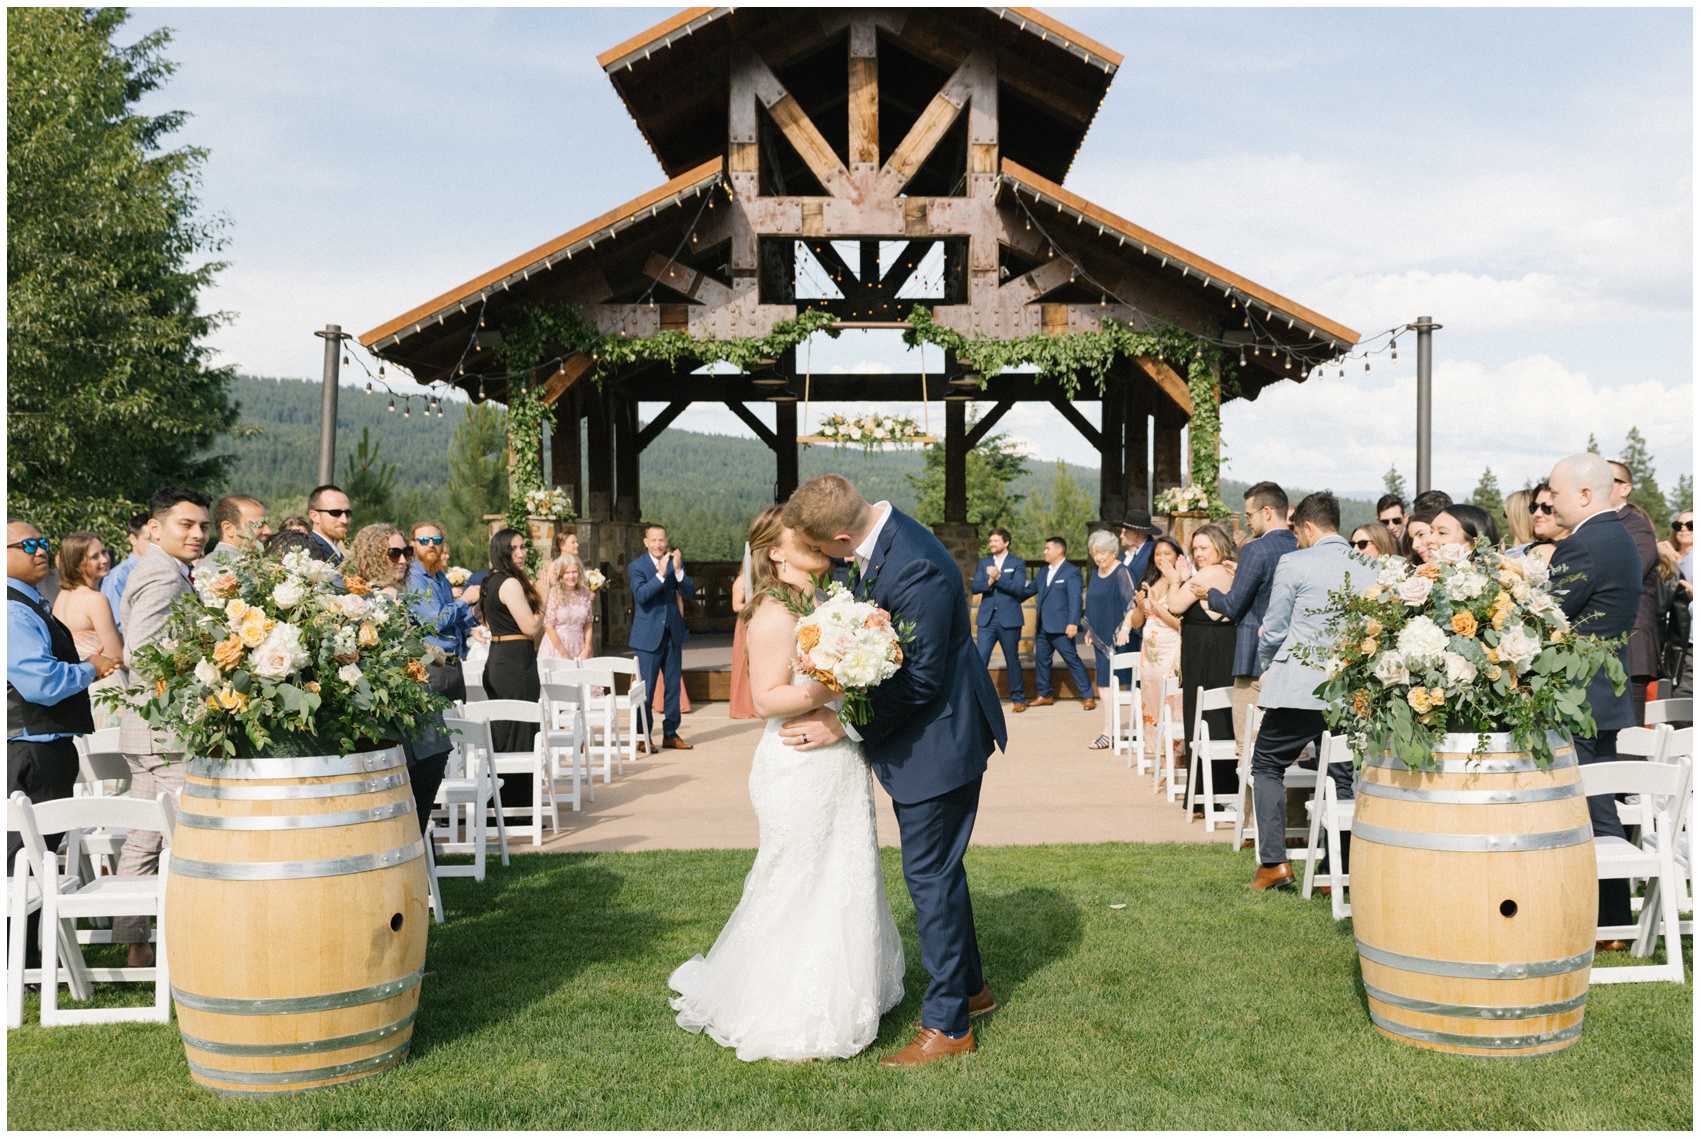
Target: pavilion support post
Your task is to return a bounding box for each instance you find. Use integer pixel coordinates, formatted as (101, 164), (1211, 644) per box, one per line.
(931, 396), (977, 589)
(584, 382), (613, 523)
(772, 398), (799, 503)
(1154, 402), (1185, 502)
(1124, 369), (1151, 515)
(551, 384), (583, 516)
(1100, 381), (1125, 525)
(613, 391), (640, 523)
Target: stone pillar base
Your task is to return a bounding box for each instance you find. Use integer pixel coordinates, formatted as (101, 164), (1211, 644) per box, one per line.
(930, 523), (980, 592)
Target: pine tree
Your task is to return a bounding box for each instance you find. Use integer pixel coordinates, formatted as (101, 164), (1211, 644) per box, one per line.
(1014, 461), (1096, 557)
(342, 428), (396, 524)
(1616, 426), (1669, 531)
(1469, 466), (1505, 534)
(443, 402), (509, 567)
(1382, 464), (1408, 503)
(906, 413), (1028, 553)
(1669, 474), (1693, 518)
(1586, 433), (1600, 454)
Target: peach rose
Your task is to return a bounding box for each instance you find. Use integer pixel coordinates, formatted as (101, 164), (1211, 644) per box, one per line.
(1416, 562), (1443, 580)
(798, 624), (821, 652)
(406, 659), (430, 683)
(342, 574), (372, 596)
(212, 572), (240, 598)
(357, 622), (380, 648)
(212, 635), (246, 670)
(1451, 611), (1478, 638)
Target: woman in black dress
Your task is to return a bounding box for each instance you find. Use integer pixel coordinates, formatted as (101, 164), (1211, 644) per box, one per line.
(1170, 524), (1238, 816)
(482, 529), (542, 772)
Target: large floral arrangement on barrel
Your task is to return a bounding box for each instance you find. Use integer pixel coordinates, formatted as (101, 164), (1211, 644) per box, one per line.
(1311, 542), (1625, 769)
(108, 546), (450, 758)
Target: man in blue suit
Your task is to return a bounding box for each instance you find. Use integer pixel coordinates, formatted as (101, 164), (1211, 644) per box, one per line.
(1023, 537), (1094, 709)
(778, 476), (1007, 1068)
(970, 527), (1030, 712)
(1191, 481), (1298, 752)
(627, 522), (695, 751)
(1548, 453), (1642, 936)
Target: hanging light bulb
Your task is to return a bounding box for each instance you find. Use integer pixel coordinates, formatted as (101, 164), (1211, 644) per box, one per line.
(436, 400), (444, 418)
(365, 380), (372, 396)
(1390, 341), (1398, 360)
(1100, 294), (1107, 307)
(477, 378), (486, 400)
(342, 354), (349, 366)
(1339, 366), (1345, 378)
(1364, 361), (1371, 373)
(403, 403), (411, 419)
(1239, 349), (1246, 366)
(388, 397), (396, 412)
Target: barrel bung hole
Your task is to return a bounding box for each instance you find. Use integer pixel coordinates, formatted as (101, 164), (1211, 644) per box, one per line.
(390, 912), (404, 932)
(1499, 899), (1518, 918)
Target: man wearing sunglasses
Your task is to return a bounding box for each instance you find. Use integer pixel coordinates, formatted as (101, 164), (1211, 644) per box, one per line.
(306, 484), (352, 566)
(9, 521), (118, 966)
(405, 522), (474, 701)
(1375, 493), (1407, 541)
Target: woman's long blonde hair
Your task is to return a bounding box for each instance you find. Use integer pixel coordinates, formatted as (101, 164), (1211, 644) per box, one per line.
(547, 553), (588, 602)
(738, 506), (798, 624)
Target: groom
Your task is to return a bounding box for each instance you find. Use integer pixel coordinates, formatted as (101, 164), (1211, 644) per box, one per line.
(779, 476), (1008, 1067)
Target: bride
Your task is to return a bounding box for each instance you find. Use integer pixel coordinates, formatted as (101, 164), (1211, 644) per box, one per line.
(668, 507), (905, 1061)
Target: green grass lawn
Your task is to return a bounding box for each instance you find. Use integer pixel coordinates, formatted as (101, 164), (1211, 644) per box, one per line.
(7, 843), (1692, 1130)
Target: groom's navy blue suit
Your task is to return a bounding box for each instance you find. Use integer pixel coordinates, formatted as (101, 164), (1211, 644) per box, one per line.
(851, 509), (1007, 1035)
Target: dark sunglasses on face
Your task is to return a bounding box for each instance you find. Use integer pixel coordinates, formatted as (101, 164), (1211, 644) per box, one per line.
(1529, 502), (1555, 515)
(414, 535), (445, 546)
(317, 508), (352, 519)
(1676, 521), (1695, 532)
(1379, 515), (1404, 525)
(385, 546), (414, 561)
(8, 538), (50, 555)
(1351, 539), (1374, 551)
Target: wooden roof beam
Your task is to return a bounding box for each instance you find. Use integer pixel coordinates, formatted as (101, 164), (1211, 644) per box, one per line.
(1049, 397), (1103, 451)
(875, 50), (981, 197)
(541, 353), (595, 407)
(740, 46), (857, 202)
(641, 251), (732, 307)
(1133, 355), (1193, 417)
(636, 399), (693, 451)
(724, 400), (780, 450)
(1009, 255), (1076, 303)
(964, 399), (1017, 448)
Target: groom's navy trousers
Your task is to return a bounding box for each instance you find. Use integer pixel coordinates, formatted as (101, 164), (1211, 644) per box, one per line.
(892, 776), (986, 1035)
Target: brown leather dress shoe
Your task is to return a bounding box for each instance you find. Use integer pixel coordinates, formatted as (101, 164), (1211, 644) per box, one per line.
(635, 741), (654, 755)
(1244, 863), (1296, 891)
(1081, 698), (1096, 711)
(1595, 939), (1629, 952)
(1030, 696), (1055, 707)
(660, 737), (693, 750)
(880, 1026), (976, 1067)
(1011, 702), (1028, 713)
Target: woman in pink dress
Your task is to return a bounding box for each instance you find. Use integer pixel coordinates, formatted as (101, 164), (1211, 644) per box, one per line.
(538, 554), (594, 662)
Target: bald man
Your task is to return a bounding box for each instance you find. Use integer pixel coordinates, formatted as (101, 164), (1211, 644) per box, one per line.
(1548, 453), (1643, 940)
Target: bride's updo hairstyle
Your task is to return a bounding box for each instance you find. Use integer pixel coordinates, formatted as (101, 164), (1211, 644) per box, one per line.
(739, 506), (794, 624)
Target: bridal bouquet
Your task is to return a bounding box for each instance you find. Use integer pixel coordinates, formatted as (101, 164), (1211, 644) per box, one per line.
(445, 565), (472, 587)
(1307, 541), (1626, 769)
(101, 544), (449, 759)
(788, 582), (913, 726)
(584, 567), (607, 592)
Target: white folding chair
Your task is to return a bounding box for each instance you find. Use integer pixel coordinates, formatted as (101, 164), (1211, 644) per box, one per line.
(539, 679), (593, 813)
(1582, 757), (1691, 984)
(1153, 676), (1186, 800)
(1646, 697), (1694, 728)
(1107, 653), (1145, 770)
(8, 797), (93, 1027)
(462, 643), (489, 703)
(460, 698), (559, 846)
(542, 660), (624, 783)
(1186, 686), (1240, 831)
(1640, 726), (1694, 933)
(584, 656), (648, 760)
(16, 792), (176, 1025)
(435, 715), (511, 878)
(1301, 733), (1355, 919)
(422, 820), (446, 924)
(71, 735), (133, 885)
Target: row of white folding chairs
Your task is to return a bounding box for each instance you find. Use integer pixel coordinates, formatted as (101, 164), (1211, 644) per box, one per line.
(1615, 723), (1694, 934)
(1585, 754), (1692, 984)
(1105, 660), (1190, 800)
(1645, 697), (1693, 727)
(7, 791), (175, 1028)
(538, 656), (649, 774)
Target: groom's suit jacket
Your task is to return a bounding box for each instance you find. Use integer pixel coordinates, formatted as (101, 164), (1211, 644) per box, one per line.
(855, 509), (1007, 805)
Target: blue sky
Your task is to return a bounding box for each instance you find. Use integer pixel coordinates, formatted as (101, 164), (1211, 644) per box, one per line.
(132, 4), (1693, 498)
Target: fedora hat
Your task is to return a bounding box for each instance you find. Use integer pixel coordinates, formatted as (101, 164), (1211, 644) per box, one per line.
(1119, 509), (1159, 536)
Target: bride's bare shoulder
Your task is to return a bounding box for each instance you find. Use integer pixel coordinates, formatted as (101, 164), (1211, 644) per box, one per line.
(745, 595), (799, 639)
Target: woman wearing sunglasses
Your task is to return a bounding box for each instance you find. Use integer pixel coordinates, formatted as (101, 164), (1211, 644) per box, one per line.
(345, 523), (413, 598)
(1523, 481), (1571, 567)
(1347, 521), (1398, 558)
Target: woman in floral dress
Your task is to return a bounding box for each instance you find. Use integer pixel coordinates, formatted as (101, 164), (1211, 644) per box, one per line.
(538, 554), (594, 662)
(1137, 536), (1188, 770)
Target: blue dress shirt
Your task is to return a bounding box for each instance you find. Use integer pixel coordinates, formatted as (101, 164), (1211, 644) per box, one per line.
(407, 563), (474, 658)
(101, 554), (138, 634)
(7, 577), (96, 742)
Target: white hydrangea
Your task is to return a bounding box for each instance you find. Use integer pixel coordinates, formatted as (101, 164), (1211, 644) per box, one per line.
(1376, 559), (1410, 588)
(1443, 570), (1490, 602)
(1396, 616), (1449, 665)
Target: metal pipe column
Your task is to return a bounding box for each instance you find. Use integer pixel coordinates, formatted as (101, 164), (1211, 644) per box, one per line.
(1409, 315), (1441, 495)
(314, 324), (348, 486)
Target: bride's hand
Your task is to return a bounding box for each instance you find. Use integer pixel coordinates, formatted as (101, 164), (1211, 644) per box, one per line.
(778, 707), (847, 751)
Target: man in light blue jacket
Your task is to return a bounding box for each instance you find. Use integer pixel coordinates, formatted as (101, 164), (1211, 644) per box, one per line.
(1246, 492), (1365, 891)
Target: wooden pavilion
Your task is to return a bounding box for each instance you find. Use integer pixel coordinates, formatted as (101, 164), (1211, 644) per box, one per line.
(361, 6), (1357, 642)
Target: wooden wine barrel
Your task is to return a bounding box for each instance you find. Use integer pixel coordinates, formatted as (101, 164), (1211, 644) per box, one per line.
(1351, 733), (1596, 1058)
(165, 747), (429, 1095)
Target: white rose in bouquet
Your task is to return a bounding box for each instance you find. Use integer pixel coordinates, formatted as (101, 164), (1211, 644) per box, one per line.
(1396, 615), (1448, 665)
(1373, 650), (1411, 687)
(1443, 650), (1478, 687)
(1431, 542), (1471, 566)
(334, 593), (369, 620)
(194, 658), (222, 688)
(337, 662), (364, 685)
(1395, 575), (1434, 606)
(249, 622), (309, 681)
(272, 579), (306, 610)
(1497, 624), (1542, 670)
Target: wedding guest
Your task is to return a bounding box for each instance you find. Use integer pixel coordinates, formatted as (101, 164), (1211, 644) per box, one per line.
(100, 511), (151, 634)
(1245, 492), (1362, 890)
(538, 553), (595, 663)
(1430, 503), (1500, 551)
(536, 530), (581, 598)
(1548, 453), (1643, 938)
(1082, 530), (1141, 749)
(629, 522), (694, 750)
(7, 521), (115, 969)
(1526, 482), (1570, 566)
(1136, 535), (1187, 765)
(116, 486), (210, 964)
(1399, 509), (1440, 564)
(264, 528), (321, 560)
(204, 494), (271, 566)
(1662, 509), (1693, 695)
(1411, 489), (1453, 515)
(1170, 524), (1238, 815)
(1349, 521), (1399, 558)
(727, 514), (771, 720)
(1608, 461), (1660, 723)
(51, 532), (125, 729)
(345, 522), (409, 592)
(1023, 536), (1093, 710)
(1119, 510), (1160, 579)
(407, 521), (475, 702)
(1190, 481), (1294, 755)
(278, 515), (312, 536)
(305, 483), (352, 565)
(1375, 494), (1408, 541)
(482, 529), (543, 797)
(971, 527), (1030, 712)
(1503, 490), (1536, 550)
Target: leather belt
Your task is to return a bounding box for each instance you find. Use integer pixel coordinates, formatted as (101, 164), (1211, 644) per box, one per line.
(489, 634), (532, 643)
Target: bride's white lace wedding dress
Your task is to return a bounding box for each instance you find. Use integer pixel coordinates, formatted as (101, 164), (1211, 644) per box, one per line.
(668, 678), (905, 1061)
